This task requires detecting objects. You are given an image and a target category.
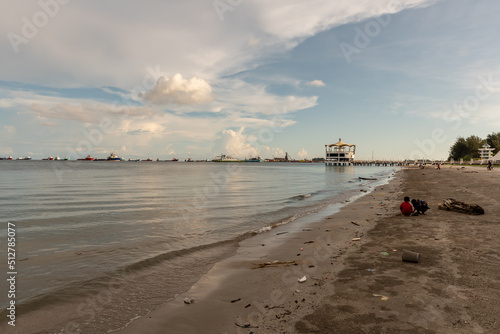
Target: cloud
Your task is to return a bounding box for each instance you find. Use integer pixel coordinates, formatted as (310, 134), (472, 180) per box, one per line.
(141, 74), (213, 105)
(2, 125), (16, 135)
(306, 80), (325, 87)
(212, 128), (259, 159)
(297, 148), (308, 159)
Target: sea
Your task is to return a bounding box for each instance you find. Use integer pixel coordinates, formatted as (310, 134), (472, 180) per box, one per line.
(0, 160), (396, 333)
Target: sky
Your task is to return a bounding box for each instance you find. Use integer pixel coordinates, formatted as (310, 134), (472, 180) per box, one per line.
(1, 0), (500, 160)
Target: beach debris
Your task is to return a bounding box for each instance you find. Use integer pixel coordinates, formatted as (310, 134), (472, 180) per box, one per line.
(183, 297), (196, 304)
(252, 260), (296, 269)
(366, 269), (376, 272)
(245, 304), (251, 308)
(304, 241), (314, 244)
(75, 251), (85, 255)
(380, 252), (390, 256)
(231, 298), (241, 303)
(300, 248), (304, 251)
(402, 249), (420, 263)
(359, 177), (377, 180)
(351, 221), (360, 226)
(276, 231), (288, 235)
(438, 198), (485, 215)
(302, 228), (313, 231)
(298, 276), (307, 283)
(235, 323), (259, 329)
(372, 294), (389, 301)
(352, 238), (361, 241)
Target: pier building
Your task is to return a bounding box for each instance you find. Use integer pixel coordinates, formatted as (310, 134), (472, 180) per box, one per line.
(325, 139), (356, 166)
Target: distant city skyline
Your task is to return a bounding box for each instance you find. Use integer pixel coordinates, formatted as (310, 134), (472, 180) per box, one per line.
(2, 0), (500, 160)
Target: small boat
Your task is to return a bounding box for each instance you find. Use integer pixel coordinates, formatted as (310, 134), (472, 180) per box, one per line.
(172, 158), (179, 162)
(185, 158), (194, 162)
(55, 156), (61, 161)
(128, 158), (140, 162)
(42, 156), (54, 161)
(6, 156), (13, 160)
(106, 153), (123, 161)
(77, 155), (95, 161)
(142, 158), (153, 161)
(245, 156), (264, 162)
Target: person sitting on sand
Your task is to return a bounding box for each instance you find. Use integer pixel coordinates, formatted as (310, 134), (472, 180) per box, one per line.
(400, 196), (413, 216)
(411, 199), (430, 215)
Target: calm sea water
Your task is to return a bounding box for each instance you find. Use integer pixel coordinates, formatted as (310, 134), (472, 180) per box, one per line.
(0, 161), (395, 333)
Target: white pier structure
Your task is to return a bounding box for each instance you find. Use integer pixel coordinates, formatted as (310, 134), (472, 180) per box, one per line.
(325, 139), (356, 166)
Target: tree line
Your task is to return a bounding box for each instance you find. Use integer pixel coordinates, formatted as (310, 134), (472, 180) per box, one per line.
(448, 132), (500, 160)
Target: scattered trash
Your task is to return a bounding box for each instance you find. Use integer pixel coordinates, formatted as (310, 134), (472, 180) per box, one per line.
(75, 251), (84, 255)
(351, 221), (360, 226)
(235, 323), (259, 329)
(302, 228), (312, 231)
(184, 297), (195, 304)
(366, 269), (376, 272)
(352, 238), (361, 241)
(372, 294), (389, 301)
(231, 298), (241, 303)
(380, 252), (390, 256)
(245, 304), (251, 308)
(392, 249), (397, 252)
(276, 231), (288, 235)
(298, 276), (307, 283)
(300, 248), (304, 251)
(304, 241), (314, 244)
(402, 249), (420, 263)
(252, 260), (296, 269)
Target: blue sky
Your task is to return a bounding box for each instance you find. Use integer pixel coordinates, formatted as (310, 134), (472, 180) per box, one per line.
(1, 0), (500, 160)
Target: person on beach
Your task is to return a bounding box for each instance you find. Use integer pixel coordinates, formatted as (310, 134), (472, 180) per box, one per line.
(437, 163), (441, 170)
(487, 161), (493, 170)
(400, 196), (413, 216)
(411, 199), (430, 215)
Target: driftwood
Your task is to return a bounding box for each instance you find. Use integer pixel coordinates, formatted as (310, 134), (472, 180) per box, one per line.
(252, 260), (296, 269)
(438, 198), (484, 215)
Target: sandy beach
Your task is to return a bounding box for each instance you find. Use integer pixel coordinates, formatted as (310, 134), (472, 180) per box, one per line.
(115, 165), (500, 334)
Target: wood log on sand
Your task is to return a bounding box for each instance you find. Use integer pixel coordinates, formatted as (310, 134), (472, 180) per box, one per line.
(438, 198), (485, 215)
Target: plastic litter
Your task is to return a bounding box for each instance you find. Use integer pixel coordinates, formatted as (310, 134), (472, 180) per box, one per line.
(352, 238), (361, 241)
(366, 269), (376, 272)
(298, 276), (307, 283)
(380, 252), (390, 256)
(372, 294), (389, 301)
(183, 297), (195, 304)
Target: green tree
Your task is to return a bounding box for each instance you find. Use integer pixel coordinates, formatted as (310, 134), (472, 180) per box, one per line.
(448, 135), (485, 160)
(486, 132), (500, 154)
(448, 137), (467, 160)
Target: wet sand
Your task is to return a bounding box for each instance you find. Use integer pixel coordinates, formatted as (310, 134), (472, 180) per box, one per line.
(117, 165), (500, 333)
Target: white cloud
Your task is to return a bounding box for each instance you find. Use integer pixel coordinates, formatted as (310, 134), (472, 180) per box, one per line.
(212, 128), (259, 159)
(141, 74), (213, 105)
(306, 80), (325, 87)
(2, 125), (16, 135)
(297, 148), (308, 159)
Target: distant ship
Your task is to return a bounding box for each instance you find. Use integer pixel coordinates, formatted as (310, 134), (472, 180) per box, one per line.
(213, 154), (238, 162)
(245, 156), (264, 162)
(42, 156), (54, 161)
(142, 158), (153, 161)
(106, 153), (123, 161)
(77, 155), (95, 161)
(171, 158), (179, 161)
(16, 156), (31, 160)
(6, 156), (13, 160)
